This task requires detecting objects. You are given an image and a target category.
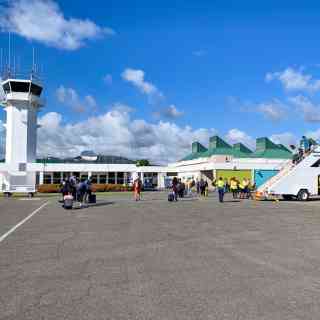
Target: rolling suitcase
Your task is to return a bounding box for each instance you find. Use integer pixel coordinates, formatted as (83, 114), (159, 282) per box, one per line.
(89, 194), (96, 204)
(63, 197), (73, 209)
(168, 193), (174, 202)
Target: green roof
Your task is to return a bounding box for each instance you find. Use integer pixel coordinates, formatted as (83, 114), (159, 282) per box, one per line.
(203, 147), (233, 157)
(180, 136), (292, 161)
(209, 136), (232, 150)
(251, 138), (292, 159)
(233, 143), (253, 154)
(232, 143), (253, 158)
(192, 142), (207, 153)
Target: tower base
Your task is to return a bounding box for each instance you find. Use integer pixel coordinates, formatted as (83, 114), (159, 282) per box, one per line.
(0, 171), (36, 194)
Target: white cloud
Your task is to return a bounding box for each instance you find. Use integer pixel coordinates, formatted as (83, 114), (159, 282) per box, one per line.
(153, 105), (184, 119)
(270, 132), (297, 148)
(305, 129), (320, 143)
(37, 104), (217, 164)
(225, 128), (255, 149)
(0, 0), (114, 50)
(266, 67), (320, 92)
(121, 68), (161, 96)
(103, 74), (113, 85)
(56, 86), (96, 113)
(257, 99), (287, 121)
(84, 95), (97, 109)
(289, 95), (320, 122)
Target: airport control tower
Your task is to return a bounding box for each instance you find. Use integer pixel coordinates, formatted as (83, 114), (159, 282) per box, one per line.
(0, 71), (44, 195)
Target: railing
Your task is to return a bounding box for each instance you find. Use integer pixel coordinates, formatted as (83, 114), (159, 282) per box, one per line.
(258, 144), (320, 193)
(1, 70), (42, 84)
(258, 160), (295, 192)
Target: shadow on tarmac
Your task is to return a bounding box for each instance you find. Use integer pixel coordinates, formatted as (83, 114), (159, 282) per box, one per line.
(62, 201), (115, 210)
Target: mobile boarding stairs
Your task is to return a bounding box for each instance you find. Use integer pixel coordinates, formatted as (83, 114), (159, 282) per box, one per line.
(257, 146), (320, 201)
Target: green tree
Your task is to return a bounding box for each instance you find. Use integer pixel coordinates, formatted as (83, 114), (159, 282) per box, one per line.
(136, 159), (150, 167)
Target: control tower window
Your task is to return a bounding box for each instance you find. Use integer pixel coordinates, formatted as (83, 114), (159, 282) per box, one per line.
(30, 83), (42, 96)
(2, 82), (10, 94)
(10, 81), (30, 93)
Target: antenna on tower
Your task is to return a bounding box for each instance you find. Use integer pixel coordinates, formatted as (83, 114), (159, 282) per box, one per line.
(8, 31), (11, 76)
(31, 47), (36, 80)
(13, 55), (15, 77)
(0, 48), (3, 77)
(32, 47), (35, 70)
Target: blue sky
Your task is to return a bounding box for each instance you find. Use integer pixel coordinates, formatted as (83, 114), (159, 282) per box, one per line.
(1, 0), (320, 163)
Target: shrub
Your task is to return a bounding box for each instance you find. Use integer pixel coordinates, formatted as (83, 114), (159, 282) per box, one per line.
(92, 184), (132, 192)
(37, 184), (61, 193)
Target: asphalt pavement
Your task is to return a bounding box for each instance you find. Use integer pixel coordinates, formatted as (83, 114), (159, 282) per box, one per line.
(1, 192), (320, 319)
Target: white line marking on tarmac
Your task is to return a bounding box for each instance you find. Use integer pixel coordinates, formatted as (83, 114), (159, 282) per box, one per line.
(0, 201), (49, 244)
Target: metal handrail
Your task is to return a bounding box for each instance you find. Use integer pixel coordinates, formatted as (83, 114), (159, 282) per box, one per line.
(1, 71), (42, 84)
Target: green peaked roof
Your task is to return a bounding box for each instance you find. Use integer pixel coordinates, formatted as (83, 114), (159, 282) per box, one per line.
(180, 136), (292, 162)
(231, 143), (253, 158)
(256, 137), (278, 152)
(233, 143), (253, 154)
(209, 136), (232, 150)
(192, 142), (208, 154)
(252, 137), (292, 159)
(277, 144), (291, 153)
(181, 142), (208, 161)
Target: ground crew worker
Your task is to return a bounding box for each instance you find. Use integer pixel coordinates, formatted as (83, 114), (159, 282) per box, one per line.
(239, 180), (244, 199)
(217, 177), (225, 203)
(230, 178), (238, 199)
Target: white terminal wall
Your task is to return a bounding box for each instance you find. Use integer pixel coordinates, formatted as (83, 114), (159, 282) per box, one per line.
(0, 154), (290, 191)
(169, 156), (288, 180)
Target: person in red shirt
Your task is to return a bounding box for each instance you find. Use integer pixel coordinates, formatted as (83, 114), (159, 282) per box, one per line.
(133, 178), (142, 201)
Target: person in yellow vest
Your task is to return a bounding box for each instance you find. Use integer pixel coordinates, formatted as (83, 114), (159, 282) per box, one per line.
(217, 177), (225, 203)
(239, 180), (244, 199)
(230, 177), (238, 199)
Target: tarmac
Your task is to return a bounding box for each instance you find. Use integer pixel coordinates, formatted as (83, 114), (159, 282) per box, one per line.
(1, 192), (320, 319)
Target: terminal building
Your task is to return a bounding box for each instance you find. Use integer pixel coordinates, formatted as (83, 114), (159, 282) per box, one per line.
(0, 69), (293, 194)
(31, 152), (177, 189)
(172, 135), (292, 188)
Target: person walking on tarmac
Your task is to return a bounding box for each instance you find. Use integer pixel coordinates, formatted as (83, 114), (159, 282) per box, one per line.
(230, 177), (238, 199)
(133, 177), (142, 201)
(238, 180), (244, 199)
(217, 177), (225, 203)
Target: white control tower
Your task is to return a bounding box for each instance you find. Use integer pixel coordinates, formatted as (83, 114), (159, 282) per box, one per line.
(0, 72), (44, 196)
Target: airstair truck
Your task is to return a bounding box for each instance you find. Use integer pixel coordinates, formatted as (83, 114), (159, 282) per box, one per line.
(258, 146), (320, 201)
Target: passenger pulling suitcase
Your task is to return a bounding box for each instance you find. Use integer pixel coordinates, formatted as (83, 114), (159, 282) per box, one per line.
(88, 194), (96, 204)
(168, 193), (174, 202)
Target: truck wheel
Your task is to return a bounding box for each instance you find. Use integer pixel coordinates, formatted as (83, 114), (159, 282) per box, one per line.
(283, 194), (293, 201)
(297, 189), (309, 201)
